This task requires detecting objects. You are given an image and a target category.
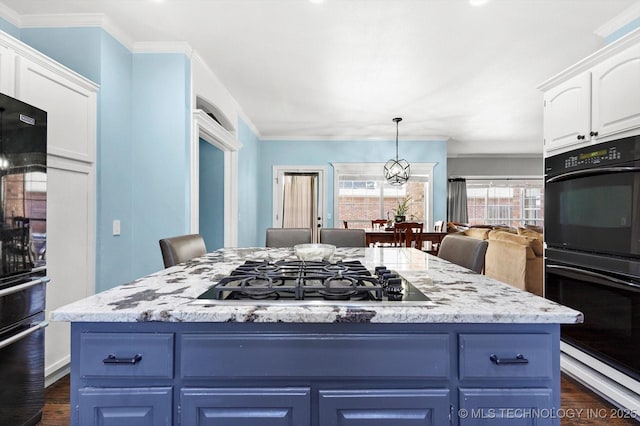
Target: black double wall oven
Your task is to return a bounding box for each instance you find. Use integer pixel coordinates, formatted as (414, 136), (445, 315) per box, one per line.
(545, 135), (640, 381)
(0, 92), (48, 426)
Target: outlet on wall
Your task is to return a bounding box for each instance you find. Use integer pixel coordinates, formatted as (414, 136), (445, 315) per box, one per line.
(113, 220), (121, 236)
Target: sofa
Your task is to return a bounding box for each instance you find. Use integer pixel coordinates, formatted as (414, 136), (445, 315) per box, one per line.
(452, 226), (544, 297)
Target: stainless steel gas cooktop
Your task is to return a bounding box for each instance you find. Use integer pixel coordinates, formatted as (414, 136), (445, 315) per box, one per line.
(192, 259), (430, 306)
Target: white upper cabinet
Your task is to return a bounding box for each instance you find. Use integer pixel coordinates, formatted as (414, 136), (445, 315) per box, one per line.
(0, 44), (15, 96)
(15, 55), (97, 164)
(543, 72), (591, 151)
(592, 42), (640, 139)
(540, 28), (640, 156)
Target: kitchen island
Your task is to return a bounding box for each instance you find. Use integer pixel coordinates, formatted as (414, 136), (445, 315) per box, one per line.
(52, 247), (582, 426)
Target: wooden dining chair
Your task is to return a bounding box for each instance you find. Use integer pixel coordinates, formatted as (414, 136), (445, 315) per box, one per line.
(371, 219), (387, 228)
(3, 217), (33, 272)
(393, 222), (423, 248)
(159, 234), (207, 268)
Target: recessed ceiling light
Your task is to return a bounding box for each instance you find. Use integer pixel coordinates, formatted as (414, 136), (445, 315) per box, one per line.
(469, 0), (490, 6)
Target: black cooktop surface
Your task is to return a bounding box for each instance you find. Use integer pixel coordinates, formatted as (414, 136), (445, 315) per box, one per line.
(197, 260), (429, 303)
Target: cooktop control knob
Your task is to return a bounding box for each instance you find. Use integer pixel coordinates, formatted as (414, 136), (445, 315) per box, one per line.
(386, 278), (403, 294)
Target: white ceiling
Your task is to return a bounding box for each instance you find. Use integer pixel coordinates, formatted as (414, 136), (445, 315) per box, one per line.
(2, 0), (639, 155)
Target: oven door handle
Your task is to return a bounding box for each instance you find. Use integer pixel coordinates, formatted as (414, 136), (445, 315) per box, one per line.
(0, 320), (48, 350)
(546, 166), (640, 183)
(546, 264), (640, 291)
(0, 277), (48, 298)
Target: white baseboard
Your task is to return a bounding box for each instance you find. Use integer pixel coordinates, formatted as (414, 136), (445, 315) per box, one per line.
(45, 362), (69, 388)
(561, 342), (640, 414)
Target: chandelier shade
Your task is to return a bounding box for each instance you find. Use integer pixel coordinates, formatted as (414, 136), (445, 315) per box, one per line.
(384, 117), (410, 186)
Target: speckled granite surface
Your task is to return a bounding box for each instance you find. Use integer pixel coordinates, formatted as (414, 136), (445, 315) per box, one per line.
(50, 247), (582, 324)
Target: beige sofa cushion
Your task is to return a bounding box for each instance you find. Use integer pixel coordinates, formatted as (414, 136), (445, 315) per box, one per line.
(517, 227), (543, 241)
(463, 228), (490, 240)
(488, 230), (543, 257)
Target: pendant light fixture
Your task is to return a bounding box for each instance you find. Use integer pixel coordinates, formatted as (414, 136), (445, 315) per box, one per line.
(384, 117), (410, 186)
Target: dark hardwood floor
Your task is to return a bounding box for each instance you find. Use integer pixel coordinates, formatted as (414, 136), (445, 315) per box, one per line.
(37, 374), (638, 425)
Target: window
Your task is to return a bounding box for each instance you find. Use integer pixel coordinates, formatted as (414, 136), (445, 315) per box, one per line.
(466, 179), (544, 228)
(332, 163), (435, 230)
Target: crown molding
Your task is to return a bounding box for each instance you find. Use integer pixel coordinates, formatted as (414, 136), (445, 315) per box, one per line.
(447, 153), (542, 159)
(595, 2), (640, 39)
(19, 13), (134, 50)
(0, 3), (22, 27)
(538, 26), (640, 90)
(260, 134), (450, 142)
(236, 108), (261, 139)
(132, 41), (193, 56)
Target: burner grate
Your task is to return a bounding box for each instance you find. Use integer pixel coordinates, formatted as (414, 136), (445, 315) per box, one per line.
(210, 260), (384, 301)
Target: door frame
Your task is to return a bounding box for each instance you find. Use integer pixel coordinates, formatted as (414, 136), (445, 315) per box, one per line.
(272, 166), (327, 230)
(190, 110), (242, 247)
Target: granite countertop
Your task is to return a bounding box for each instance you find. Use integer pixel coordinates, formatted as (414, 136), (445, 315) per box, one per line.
(50, 247), (583, 324)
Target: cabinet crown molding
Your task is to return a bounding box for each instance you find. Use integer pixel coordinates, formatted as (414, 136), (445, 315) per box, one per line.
(538, 26), (640, 91)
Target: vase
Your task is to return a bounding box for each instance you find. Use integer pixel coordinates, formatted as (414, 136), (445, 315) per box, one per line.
(395, 215), (406, 223)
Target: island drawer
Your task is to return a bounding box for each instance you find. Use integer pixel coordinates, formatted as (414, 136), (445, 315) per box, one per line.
(180, 332), (449, 379)
(459, 333), (552, 380)
(79, 332), (174, 379)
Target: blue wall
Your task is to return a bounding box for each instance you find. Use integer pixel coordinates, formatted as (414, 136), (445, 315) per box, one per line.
(199, 138), (224, 250)
(0, 18), (19, 39)
(130, 53), (191, 278)
(606, 17), (640, 44)
(256, 139), (448, 245)
(21, 27), (102, 83)
(237, 118), (260, 247)
(95, 31), (134, 292)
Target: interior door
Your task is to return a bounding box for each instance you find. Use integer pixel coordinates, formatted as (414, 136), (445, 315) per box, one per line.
(273, 167), (326, 243)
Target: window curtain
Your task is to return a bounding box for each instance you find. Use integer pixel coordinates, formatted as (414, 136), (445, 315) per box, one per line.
(447, 178), (468, 224)
(282, 174), (318, 241)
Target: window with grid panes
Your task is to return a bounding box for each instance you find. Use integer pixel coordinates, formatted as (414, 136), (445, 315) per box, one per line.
(332, 163), (435, 230)
(466, 179), (544, 228)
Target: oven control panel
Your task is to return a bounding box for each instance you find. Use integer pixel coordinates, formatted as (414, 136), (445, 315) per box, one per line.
(563, 146), (621, 168)
(545, 135), (640, 175)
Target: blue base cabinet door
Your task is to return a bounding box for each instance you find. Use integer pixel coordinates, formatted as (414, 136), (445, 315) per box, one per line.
(459, 388), (555, 426)
(180, 387), (311, 426)
(319, 389), (450, 426)
(77, 387), (172, 425)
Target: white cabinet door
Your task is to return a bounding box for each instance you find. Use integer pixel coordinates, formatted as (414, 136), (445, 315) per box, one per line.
(14, 55), (96, 164)
(592, 43), (640, 139)
(45, 158), (95, 376)
(543, 72), (591, 152)
(0, 44), (15, 96)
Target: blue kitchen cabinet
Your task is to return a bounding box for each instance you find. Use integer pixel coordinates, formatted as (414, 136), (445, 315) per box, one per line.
(458, 388), (554, 425)
(180, 387), (311, 425)
(77, 387), (172, 425)
(319, 389), (450, 426)
(69, 322), (561, 426)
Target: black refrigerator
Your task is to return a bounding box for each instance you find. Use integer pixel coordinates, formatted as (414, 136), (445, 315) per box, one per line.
(0, 92), (49, 426)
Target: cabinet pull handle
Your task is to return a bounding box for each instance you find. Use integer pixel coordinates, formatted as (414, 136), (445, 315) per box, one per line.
(103, 353), (143, 365)
(489, 353), (528, 365)
(576, 134), (586, 140)
(590, 130), (599, 137)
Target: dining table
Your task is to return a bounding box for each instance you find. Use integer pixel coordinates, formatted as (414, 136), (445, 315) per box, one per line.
(364, 228), (448, 255)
